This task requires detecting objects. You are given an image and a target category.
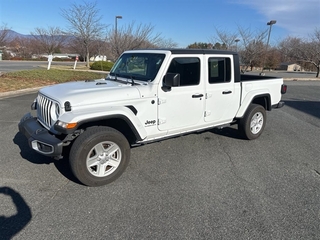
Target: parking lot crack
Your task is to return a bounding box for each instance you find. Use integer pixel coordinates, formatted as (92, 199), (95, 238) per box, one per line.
(216, 137), (251, 185)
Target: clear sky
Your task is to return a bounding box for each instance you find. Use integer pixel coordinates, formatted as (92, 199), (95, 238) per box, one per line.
(0, 0), (319, 47)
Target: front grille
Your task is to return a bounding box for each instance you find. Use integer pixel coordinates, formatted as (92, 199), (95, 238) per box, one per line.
(37, 93), (54, 129)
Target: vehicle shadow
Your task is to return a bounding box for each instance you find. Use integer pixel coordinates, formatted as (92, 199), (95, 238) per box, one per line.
(0, 187), (32, 240)
(13, 132), (81, 185)
(13, 132), (52, 165)
(209, 126), (243, 140)
(284, 100), (320, 119)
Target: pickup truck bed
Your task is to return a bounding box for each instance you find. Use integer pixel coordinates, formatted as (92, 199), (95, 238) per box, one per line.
(241, 74), (280, 81)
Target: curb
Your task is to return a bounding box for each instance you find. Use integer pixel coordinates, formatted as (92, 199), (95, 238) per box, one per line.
(0, 87), (42, 99)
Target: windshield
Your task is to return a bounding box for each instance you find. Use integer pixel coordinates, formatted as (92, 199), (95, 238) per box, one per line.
(109, 53), (165, 82)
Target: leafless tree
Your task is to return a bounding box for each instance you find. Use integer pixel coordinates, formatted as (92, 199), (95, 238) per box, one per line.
(264, 47), (281, 71)
(278, 37), (301, 62)
(238, 26), (268, 71)
(279, 29), (320, 77)
(31, 27), (68, 55)
(8, 36), (34, 59)
(155, 37), (178, 49)
(29, 38), (44, 57)
(89, 39), (112, 61)
(66, 38), (86, 61)
(61, 1), (106, 67)
(210, 27), (239, 50)
(108, 22), (177, 60)
(0, 24), (10, 46)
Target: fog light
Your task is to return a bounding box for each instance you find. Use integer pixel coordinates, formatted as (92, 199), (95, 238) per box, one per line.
(31, 141), (53, 154)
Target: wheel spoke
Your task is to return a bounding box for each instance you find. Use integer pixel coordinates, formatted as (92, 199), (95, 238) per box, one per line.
(106, 143), (119, 156)
(257, 115), (263, 122)
(87, 146), (100, 167)
(87, 157), (99, 168)
(97, 163), (106, 176)
(94, 143), (105, 155)
(107, 158), (120, 168)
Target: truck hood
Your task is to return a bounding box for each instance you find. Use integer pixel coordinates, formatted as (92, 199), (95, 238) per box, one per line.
(39, 79), (141, 107)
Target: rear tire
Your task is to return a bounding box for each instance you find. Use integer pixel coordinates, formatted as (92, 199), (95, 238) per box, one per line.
(239, 104), (266, 140)
(69, 126), (130, 187)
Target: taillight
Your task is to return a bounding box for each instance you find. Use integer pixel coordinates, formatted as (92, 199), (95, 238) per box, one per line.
(281, 84), (287, 94)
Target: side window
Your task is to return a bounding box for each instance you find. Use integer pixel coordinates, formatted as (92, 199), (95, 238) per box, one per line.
(208, 57), (231, 84)
(167, 57), (200, 86)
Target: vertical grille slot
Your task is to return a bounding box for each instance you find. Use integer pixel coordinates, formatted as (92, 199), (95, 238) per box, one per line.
(37, 94), (54, 129)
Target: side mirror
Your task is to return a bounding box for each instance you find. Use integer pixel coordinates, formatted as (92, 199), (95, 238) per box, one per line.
(163, 73), (180, 87)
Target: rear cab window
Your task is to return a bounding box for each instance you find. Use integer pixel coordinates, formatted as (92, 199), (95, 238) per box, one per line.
(208, 57), (231, 84)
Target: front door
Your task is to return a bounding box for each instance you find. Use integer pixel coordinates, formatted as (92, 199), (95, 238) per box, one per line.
(157, 56), (204, 131)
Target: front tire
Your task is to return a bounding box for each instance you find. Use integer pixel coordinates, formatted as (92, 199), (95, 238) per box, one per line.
(69, 126), (130, 187)
(239, 104), (266, 140)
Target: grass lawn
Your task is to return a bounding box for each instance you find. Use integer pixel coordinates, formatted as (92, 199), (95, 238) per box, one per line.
(0, 69), (106, 92)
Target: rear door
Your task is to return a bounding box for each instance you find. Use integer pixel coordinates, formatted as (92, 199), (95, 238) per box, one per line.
(204, 55), (241, 124)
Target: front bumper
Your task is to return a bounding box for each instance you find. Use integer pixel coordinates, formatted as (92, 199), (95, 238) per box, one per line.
(18, 113), (63, 157)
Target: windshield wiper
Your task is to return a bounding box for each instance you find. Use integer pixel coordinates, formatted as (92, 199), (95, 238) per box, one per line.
(130, 75), (135, 86)
(107, 73), (142, 86)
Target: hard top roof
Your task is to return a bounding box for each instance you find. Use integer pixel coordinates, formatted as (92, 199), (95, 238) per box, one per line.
(125, 48), (237, 55)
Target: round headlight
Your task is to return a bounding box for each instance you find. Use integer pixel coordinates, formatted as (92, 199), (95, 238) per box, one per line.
(50, 103), (60, 121)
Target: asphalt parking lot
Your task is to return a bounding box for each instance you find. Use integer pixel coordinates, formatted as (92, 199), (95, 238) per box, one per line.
(0, 80), (320, 239)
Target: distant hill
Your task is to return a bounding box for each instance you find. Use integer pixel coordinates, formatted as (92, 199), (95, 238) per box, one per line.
(0, 29), (75, 44)
(1, 30), (33, 41)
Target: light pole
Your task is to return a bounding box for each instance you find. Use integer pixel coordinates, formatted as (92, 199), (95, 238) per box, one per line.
(115, 16), (122, 57)
(115, 15), (122, 37)
(260, 20), (276, 75)
(235, 39), (240, 52)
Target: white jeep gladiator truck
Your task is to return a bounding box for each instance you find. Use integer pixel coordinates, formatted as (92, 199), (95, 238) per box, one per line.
(19, 49), (287, 186)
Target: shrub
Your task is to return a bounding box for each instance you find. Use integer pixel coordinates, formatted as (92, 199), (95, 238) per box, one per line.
(2, 51), (11, 60)
(90, 61), (114, 71)
(10, 56), (24, 60)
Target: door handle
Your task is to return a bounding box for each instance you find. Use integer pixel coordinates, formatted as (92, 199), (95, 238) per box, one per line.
(192, 94), (204, 98)
(222, 91), (232, 94)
